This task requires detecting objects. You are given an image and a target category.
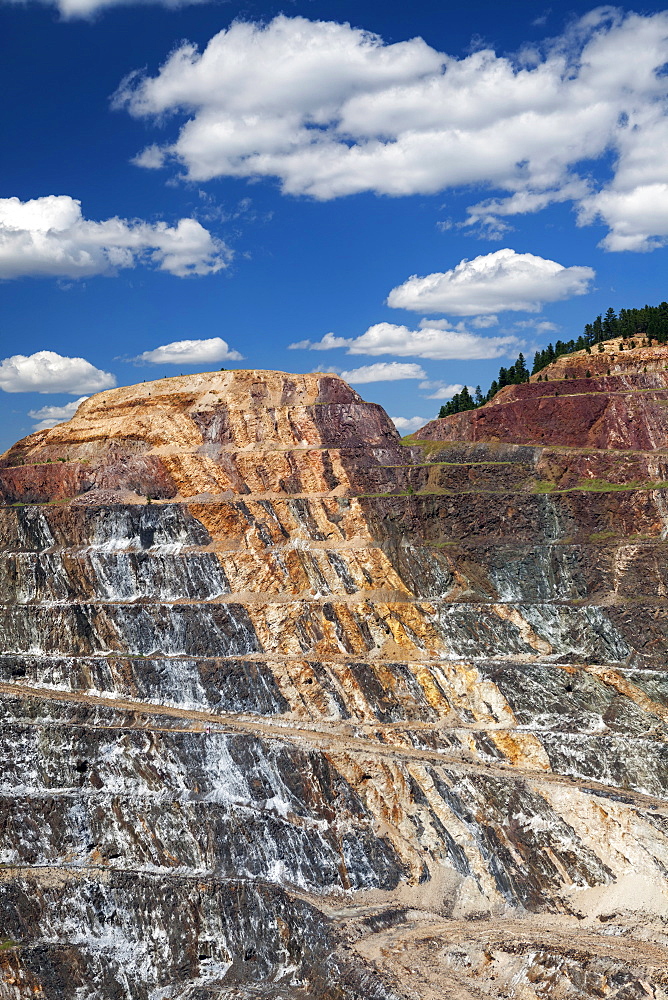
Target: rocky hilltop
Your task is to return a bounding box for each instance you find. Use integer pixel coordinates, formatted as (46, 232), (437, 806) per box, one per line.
(1, 365), (667, 999)
(418, 338), (668, 450)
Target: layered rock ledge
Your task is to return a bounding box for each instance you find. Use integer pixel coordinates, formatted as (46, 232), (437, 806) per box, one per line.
(417, 338), (668, 450)
(1, 366), (667, 999)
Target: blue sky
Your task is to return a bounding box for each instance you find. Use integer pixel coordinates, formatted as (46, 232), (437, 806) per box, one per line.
(2, 0), (668, 446)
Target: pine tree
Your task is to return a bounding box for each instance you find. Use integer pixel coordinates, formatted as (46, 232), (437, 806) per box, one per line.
(592, 315), (603, 343)
(458, 385), (476, 410)
(514, 353), (529, 382)
(602, 307), (618, 339)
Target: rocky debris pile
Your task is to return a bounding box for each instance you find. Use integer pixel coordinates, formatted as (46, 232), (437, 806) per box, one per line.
(0, 367), (667, 999)
(70, 489), (145, 506)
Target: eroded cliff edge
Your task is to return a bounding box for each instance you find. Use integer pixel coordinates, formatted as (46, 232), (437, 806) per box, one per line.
(0, 364), (667, 999)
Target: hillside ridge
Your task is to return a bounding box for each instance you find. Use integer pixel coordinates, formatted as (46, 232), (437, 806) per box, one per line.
(417, 339), (668, 450)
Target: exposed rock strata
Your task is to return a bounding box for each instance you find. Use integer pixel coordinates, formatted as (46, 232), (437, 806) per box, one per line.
(0, 366), (667, 999)
(418, 339), (668, 450)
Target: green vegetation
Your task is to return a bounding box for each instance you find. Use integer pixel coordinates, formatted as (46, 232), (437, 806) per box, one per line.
(532, 478), (668, 494)
(532, 481), (557, 493)
(355, 477), (668, 500)
(437, 301), (668, 419)
(384, 460), (513, 468)
(531, 302), (668, 376)
(576, 478), (648, 491)
(439, 354), (530, 417)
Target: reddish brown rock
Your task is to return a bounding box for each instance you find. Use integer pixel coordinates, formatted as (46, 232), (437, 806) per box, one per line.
(417, 339), (668, 450)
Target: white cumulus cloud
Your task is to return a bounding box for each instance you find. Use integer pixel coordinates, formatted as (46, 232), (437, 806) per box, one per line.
(297, 320), (520, 361)
(115, 10), (668, 250)
(387, 249), (594, 316)
(339, 362), (426, 383)
(418, 381), (466, 400)
(0, 351), (116, 394)
(514, 319), (559, 332)
(0, 196), (230, 280)
(576, 104), (668, 251)
(471, 315), (499, 329)
(289, 332), (348, 351)
(391, 416), (430, 434)
(579, 183), (668, 252)
(133, 337), (243, 365)
(2, 0), (209, 19)
(28, 396), (89, 430)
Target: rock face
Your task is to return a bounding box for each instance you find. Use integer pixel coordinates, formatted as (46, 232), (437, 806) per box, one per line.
(1, 366), (667, 999)
(417, 338), (668, 450)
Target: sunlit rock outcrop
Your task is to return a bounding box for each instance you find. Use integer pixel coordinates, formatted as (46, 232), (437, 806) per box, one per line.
(418, 337), (668, 450)
(1, 365), (667, 999)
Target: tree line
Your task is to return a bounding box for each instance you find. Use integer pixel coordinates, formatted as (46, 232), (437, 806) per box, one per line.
(438, 302), (668, 418)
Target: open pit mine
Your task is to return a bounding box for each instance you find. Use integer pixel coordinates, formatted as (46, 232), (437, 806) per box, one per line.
(0, 340), (667, 1000)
